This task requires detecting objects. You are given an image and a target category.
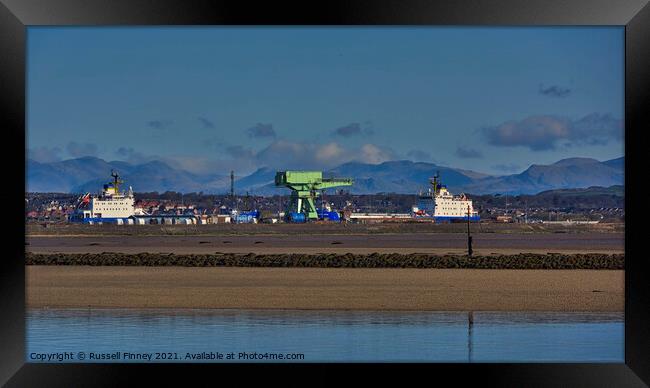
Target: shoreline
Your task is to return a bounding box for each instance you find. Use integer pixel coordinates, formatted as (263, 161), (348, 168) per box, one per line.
(27, 266), (624, 312)
(26, 306), (627, 313)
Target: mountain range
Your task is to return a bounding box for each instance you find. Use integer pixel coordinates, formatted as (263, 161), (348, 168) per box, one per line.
(26, 156), (624, 196)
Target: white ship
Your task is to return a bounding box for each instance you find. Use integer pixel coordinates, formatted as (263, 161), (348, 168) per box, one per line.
(70, 171), (136, 224)
(412, 172), (479, 222)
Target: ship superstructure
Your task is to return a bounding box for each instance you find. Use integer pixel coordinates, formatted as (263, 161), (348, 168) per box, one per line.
(412, 172), (479, 222)
(71, 171), (135, 224)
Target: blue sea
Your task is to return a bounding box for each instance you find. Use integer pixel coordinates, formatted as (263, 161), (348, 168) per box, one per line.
(26, 309), (623, 363)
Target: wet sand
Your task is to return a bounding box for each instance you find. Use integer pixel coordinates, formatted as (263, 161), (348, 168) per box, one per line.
(26, 266), (624, 311)
(26, 233), (624, 255)
(26, 221), (626, 236)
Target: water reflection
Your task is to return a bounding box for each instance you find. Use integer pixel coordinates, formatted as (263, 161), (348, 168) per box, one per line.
(27, 309), (623, 362)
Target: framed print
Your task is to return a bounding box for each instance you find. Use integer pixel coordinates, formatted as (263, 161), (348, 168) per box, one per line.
(2, 0), (649, 386)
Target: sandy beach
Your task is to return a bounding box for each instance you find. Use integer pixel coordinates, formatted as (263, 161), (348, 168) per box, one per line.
(26, 266), (624, 311)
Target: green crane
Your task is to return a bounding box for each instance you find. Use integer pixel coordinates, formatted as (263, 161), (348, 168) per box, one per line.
(275, 171), (353, 220)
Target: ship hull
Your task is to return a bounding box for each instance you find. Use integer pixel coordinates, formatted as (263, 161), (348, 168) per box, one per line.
(413, 214), (480, 222)
(70, 217), (134, 225)
(432, 215), (480, 223)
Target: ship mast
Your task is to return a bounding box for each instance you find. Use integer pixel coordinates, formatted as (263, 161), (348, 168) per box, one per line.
(110, 170), (123, 194)
(430, 171), (440, 196)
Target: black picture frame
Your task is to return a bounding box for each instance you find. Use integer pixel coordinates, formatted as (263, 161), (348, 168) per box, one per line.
(2, 0), (648, 386)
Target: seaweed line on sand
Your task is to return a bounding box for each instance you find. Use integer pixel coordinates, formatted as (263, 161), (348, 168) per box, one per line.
(25, 252), (624, 270)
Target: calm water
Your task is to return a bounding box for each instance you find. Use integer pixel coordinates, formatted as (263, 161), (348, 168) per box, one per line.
(26, 309), (623, 362)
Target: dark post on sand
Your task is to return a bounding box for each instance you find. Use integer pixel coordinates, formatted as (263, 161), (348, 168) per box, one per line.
(467, 205), (473, 257)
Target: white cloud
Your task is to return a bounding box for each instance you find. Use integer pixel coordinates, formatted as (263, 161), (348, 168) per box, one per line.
(358, 144), (393, 164)
(66, 141), (98, 158)
(28, 146), (63, 163)
(255, 140), (395, 170)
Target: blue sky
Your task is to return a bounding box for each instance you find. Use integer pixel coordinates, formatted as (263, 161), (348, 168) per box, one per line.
(27, 27), (624, 175)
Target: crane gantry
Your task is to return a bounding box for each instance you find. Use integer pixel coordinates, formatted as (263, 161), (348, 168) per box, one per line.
(275, 171), (353, 221)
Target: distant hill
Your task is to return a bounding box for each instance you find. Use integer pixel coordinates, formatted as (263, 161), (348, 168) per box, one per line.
(231, 167), (284, 196)
(225, 160), (487, 196)
(458, 157), (624, 195)
(326, 160), (479, 195)
(27, 156), (226, 194)
(602, 156), (624, 170)
(471, 185), (624, 210)
(26, 156), (624, 195)
(27, 157), (122, 193)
